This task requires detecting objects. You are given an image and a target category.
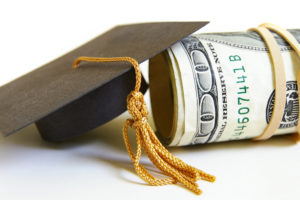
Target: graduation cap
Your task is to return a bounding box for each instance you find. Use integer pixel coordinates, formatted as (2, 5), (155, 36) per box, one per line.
(0, 21), (208, 142)
(0, 21), (219, 195)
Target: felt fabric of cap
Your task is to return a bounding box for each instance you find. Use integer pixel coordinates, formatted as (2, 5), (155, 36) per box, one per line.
(0, 22), (208, 142)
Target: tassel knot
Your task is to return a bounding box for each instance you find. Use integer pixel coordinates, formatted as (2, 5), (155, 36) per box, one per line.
(127, 91), (149, 122)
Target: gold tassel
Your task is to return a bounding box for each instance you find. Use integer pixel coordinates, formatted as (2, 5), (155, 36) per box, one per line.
(73, 56), (215, 195)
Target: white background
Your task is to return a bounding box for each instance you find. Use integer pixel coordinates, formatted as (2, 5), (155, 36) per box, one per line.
(1, 0), (300, 199)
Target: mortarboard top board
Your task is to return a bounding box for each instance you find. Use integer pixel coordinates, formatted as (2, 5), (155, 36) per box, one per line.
(0, 22), (208, 142)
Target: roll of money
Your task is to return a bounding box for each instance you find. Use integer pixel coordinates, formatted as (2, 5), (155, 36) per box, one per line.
(149, 30), (300, 146)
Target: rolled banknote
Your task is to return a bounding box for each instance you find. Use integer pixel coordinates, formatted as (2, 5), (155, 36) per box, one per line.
(149, 29), (300, 146)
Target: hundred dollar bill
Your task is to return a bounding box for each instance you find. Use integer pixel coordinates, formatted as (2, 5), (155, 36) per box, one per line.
(149, 30), (300, 146)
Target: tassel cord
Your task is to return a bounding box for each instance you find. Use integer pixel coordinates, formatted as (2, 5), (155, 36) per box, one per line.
(73, 56), (215, 195)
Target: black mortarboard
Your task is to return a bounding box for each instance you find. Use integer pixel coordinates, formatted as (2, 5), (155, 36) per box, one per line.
(0, 22), (208, 142)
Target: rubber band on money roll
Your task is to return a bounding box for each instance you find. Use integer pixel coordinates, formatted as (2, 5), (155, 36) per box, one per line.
(72, 56), (215, 195)
(249, 23), (300, 141)
(259, 23), (300, 141)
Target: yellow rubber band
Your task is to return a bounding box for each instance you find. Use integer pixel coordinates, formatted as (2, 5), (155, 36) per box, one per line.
(259, 23), (300, 138)
(248, 26), (287, 140)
